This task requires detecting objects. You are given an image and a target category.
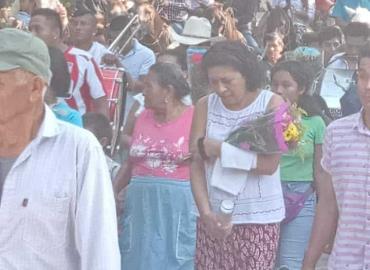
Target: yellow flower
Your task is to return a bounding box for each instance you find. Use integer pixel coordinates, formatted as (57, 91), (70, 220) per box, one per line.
(283, 123), (300, 142)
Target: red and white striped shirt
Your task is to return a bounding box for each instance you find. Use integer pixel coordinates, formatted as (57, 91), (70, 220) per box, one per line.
(322, 111), (370, 270)
(64, 47), (106, 115)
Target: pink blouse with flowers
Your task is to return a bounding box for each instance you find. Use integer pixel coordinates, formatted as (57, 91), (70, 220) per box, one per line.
(129, 106), (194, 180)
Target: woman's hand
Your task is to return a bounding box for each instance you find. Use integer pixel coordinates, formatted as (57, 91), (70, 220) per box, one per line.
(202, 138), (222, 159)
(201, 211), (233, 241)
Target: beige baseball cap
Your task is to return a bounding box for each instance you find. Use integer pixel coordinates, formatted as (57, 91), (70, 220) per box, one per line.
(0, 28), (52, 83)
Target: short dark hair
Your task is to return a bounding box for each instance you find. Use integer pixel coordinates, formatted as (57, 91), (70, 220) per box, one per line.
(32, 8), (63, 38)
(83, 112), (112, 142)
(319, 25), (343, 44)
(202, 40), (265, 91)
(359, 42), (370, 64)
(109, 15), (130, 32)
(72, 7), (96, 18)
(301, 32), (319, 45)
(343, 22), (370, 38)
(48, 46), (71, 97)
(149, 62), (190, 99)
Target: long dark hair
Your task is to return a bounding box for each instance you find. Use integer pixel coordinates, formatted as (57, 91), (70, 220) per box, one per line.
(271, 60), (332, 122)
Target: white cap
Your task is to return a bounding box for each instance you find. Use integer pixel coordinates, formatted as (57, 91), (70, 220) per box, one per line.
(220, 200), (235, 215)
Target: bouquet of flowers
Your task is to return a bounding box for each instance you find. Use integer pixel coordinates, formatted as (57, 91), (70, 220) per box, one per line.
(226, 103), (303, 154)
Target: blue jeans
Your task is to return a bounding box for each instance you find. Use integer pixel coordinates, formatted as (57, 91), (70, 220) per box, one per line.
(275, 182), (316, 270)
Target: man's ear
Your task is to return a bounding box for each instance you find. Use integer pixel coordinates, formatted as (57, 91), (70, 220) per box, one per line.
(29, 76), (46, 103)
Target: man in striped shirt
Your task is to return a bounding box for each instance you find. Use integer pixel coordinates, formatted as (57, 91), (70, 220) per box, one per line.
(303, 43), (370, 269)
(29, 8), (109, 117)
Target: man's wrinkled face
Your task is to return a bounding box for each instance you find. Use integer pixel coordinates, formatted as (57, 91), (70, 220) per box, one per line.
(0, 69), (37, 124)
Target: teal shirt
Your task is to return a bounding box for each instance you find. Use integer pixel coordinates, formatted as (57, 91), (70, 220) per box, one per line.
(52, 101), (83, 127)
(280, 115), (326, 182)
(331, 0), (370, 22)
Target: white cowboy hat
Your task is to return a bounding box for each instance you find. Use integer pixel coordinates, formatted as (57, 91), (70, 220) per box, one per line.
(169, 16), (222, 45)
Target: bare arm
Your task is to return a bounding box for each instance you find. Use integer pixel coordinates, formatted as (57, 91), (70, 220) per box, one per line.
(190, 96), (212, 217)
(120, 101), (140, 150)
(302, 144), (338, 269)
(204, 93), (284, 175)
(113, 161), (132, 197)
(250, 94), (284, 175)
(93, 96), (109, 117)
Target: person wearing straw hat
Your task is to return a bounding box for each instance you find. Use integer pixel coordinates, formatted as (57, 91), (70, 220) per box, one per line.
(0, 28), (120, 270)
(169, 16), (223, 46)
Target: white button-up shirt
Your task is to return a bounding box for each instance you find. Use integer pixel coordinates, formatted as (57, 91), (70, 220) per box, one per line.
(0, 106), (121, 270)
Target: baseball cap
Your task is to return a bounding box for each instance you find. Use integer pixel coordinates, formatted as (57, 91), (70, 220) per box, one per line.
(0, 28), (52, 83)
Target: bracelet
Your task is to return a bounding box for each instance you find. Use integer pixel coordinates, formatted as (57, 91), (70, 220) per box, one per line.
(197, 137), (209, 160)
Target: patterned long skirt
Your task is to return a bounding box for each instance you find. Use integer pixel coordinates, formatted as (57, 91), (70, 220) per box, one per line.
(195, 220), (280, 270)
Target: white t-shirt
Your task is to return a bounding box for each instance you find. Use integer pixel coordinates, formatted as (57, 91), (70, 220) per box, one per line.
(88, 42), (110, 65)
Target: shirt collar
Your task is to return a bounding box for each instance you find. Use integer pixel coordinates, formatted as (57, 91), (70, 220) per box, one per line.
(352, 108), (370, 136)
(35, 105), (61, 140)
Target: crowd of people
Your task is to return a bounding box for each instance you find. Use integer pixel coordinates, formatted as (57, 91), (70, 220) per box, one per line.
(1, 0), (370, 269)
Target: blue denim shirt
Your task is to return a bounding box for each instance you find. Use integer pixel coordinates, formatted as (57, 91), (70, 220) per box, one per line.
(119, 39), (155, 80)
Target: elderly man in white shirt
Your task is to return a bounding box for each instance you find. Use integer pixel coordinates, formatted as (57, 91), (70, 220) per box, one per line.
(0, 28), (120, 270)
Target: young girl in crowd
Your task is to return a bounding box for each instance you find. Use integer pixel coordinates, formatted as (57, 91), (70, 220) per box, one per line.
(271, 60), (327, 270)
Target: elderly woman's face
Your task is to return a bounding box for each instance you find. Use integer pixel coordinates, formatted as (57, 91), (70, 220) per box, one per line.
(142, 70), (168, 110)
(0, 69), (36, 124)
(207, 65), (248, 109)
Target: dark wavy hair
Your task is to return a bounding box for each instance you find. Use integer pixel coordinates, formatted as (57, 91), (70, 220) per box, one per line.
(149, 62), (190, 99)
(202, 40), (265, 92)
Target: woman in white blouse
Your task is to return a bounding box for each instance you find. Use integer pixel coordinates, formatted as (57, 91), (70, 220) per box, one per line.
(190, 40), (285, 270)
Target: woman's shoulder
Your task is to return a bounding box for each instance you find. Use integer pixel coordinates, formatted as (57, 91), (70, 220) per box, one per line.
(265, 91), (284, 111)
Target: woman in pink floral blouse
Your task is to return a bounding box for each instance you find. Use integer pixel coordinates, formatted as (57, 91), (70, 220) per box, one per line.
(114, 62), (196, 270)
